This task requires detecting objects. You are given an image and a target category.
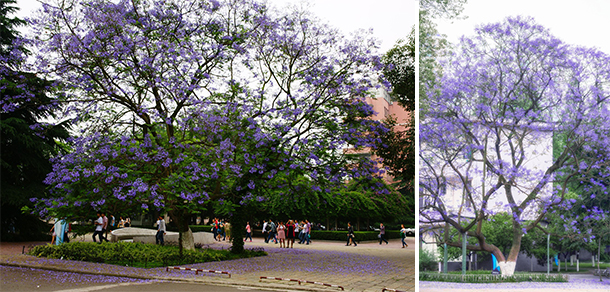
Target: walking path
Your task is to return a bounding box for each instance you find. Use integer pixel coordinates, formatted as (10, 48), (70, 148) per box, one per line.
(0, 236), (415, 292)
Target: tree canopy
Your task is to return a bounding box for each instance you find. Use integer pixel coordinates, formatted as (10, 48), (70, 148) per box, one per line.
(420, 16), (610, 275)
(1, 0), (70, 240)
(26, 0), (389, 253)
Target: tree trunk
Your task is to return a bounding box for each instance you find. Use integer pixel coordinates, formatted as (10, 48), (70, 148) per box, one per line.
(498, 261), (517, 276)
(176, 215), (195, 253)
(229, 202), (246, 254)
(500, 220), (524, 276)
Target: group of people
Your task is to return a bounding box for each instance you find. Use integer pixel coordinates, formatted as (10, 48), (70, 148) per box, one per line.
(260, 219), (312, 248)
(211, 218), (230, 241)
(92, 212), (111, 243)
(116, 216), (131, 228)
(346, 222), (411, 248)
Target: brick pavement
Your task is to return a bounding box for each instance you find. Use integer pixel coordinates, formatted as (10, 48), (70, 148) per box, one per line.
(0, 236), (415, 292)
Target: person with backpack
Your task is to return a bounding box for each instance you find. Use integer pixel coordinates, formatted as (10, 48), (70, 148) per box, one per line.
(400, 224), (409, 248)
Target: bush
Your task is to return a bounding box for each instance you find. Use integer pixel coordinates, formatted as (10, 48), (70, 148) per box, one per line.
(28, 242), (266, 268)
(309, 230), (403, 242)
(419, 272), (568, 283)
(419, 249), (437, 272)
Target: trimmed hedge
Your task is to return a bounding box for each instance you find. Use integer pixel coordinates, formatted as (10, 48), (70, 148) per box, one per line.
(28, 241), (266, 268)
(309, 230), (404, 241)
(420, 272), (569, 283)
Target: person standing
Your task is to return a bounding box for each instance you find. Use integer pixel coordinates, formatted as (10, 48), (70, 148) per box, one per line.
(262, 220), (269, 243)
(225, 222), (231, 241)
(156, 216), (166, 245)
(379, 223), (388, 244)
(50, 218), (67, 245)
(92, 212), (105, 243)
(400, 224), (409, 248)
(218, 221), (225, 241)
(118, 217), (125, 228)
(245, 222), (253, 242)
(285, 220), (295, 248)
(277, 221), (286, 248)
(212, 218), (219, 241)
(346, 222), (357, 246)
(124, 216), (131, 227)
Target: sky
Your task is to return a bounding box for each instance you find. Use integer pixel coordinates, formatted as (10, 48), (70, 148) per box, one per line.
(435, 0), (610, 54)
(14, 0), (417, 54)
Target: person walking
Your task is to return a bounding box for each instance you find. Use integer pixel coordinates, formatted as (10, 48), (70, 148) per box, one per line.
(346, 222), (357, 246)
(155, 216), (166, 245)
(92, 212), (105, 243)
(298, 221), (305, 244)
(285, 220), (295, 248)
(267, 220), (277, 244)
(303, 220), (311, 245)
(101, 212), (110, 241)
(262, 220), (269, 243)
(379, 223), (388, 244)
(400, 224), (409, 248)
(245, 222), (253, 242)
(277, 221), (286, 248)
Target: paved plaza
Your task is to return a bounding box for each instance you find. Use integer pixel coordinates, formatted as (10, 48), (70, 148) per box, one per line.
(0, 236), (415, 292)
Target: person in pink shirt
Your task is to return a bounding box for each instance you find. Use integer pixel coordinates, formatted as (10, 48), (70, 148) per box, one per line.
(244, 222), (253, 242)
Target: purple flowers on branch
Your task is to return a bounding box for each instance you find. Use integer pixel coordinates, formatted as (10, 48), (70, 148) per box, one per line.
(27, 0), (389, 252)
(420, 16), (610, 274)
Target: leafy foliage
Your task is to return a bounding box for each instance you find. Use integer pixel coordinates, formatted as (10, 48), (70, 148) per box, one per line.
(420, 16), (610, 275)
(28, 241), (266, 268)
(1, 0), (70, 240)
(27, 0), (389, 253)
(382, 28), (415, 111)
(420, 272), (568, 283)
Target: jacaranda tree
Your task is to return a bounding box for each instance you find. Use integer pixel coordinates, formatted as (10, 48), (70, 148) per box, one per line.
(420, 16), (610, 275)
(27, 0), (388, 253)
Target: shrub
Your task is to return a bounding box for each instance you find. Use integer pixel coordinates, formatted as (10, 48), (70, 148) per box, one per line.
(309, 230), (402, 242)
(28, 242), (266, 268)
(419, 272), (569, 283)
(419, 248), (437, 272)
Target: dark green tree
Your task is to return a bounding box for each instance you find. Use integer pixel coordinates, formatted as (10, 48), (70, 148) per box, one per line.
(374, 30), (416, 209)
(1, 0), (70, 240)
(382, 27), (415, 111)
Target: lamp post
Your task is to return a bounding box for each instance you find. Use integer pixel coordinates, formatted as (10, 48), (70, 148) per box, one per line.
(540, 220), (550, 275)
